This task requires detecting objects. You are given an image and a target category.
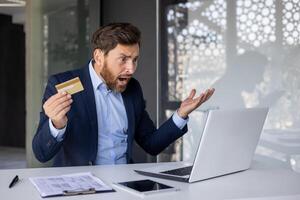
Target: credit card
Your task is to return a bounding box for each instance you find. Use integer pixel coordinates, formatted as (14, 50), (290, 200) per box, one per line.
(55, 77), (84, 95)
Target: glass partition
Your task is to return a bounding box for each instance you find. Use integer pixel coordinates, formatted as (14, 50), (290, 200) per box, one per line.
(160, 0), (300, 172)
(26, 0), (98, 167)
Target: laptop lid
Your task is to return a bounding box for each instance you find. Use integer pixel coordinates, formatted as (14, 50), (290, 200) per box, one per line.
(188, 107), (268, 182)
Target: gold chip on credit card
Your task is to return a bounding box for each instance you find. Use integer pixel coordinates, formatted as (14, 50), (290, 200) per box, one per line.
(55, 77), (84, 95)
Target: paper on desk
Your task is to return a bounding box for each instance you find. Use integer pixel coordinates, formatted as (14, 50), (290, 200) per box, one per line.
(29, 172), (113, 198)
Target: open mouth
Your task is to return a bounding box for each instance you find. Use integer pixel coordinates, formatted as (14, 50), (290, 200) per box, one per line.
(117, 77), (131, 85)
(118, 77), (128, 81)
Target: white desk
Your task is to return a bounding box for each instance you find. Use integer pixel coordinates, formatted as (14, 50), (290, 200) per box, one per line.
(1, 161), (300, 200)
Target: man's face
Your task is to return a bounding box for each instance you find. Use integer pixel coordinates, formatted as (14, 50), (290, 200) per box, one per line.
(94, 44), (139, 92)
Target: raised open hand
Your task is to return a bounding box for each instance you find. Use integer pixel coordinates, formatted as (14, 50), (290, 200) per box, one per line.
(177, 88), (215, 119)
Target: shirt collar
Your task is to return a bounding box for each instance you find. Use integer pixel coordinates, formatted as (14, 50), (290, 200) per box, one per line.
(88, 60), (112, 94)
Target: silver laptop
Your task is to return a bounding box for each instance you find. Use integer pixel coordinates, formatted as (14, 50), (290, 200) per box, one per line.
(135, 108), (268, 183)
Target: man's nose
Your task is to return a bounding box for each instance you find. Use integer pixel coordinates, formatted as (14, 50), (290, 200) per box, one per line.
(125, 60), (137, 74)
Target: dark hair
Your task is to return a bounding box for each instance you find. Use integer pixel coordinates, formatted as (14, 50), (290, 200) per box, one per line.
(91, 23), (141, 55)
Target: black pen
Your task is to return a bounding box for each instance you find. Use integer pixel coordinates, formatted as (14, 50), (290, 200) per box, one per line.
(9, 175), (19, 188)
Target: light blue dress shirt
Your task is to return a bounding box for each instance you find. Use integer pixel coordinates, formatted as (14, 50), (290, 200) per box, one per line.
(49, 61), (188, 165)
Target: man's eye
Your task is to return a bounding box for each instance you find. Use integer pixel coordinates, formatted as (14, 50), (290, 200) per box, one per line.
(121, 57), (127, 62)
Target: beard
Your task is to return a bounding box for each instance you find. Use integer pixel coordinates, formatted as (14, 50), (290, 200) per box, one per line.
(100, 61), (131, 93)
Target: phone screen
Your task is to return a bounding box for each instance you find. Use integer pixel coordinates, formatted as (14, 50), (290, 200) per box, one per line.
(118, 179), (173, 192)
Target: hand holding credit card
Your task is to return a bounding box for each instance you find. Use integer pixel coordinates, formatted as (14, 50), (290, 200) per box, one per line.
(42, 77), (84, 129)
(55, 77), (84, 95)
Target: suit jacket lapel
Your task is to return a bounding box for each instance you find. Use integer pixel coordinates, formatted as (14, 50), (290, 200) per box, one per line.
(78, 66), (98, 161)
(122, 90), (135, 161)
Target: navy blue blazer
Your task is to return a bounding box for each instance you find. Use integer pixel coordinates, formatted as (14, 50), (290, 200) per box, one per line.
(32, 64), (187, 167)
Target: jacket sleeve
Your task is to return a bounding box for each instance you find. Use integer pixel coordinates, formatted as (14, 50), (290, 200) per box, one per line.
(133, 82), (188, 156)
(32, 75), (65, 163)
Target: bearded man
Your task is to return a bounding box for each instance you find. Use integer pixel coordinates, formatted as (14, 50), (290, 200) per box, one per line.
(32, 23), (214, 167)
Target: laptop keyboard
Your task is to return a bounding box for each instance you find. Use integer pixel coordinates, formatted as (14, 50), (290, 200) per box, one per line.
(160, 166), (193, 176)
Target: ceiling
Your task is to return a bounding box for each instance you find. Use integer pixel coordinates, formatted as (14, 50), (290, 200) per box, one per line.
(0, 0), (25, 24)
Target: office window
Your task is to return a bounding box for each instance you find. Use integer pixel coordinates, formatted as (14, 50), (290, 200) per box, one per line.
(26, 0), (99, 167)
(42, 0), (92, 84)
(160, 0), (300, 171)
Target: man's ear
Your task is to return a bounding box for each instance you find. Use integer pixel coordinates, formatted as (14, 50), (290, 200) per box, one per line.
(93, 49), (104, 67)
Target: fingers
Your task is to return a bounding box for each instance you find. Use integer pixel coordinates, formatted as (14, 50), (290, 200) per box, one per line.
(55, 105), (71, 119)
(194, 92), (206, 105)
(178, 88), (215, 118)
(50, 93), (72, 109)
(44, 92), (67, 107)
(49, 98), (73, 117)
(43, 92), (73, 119)
(50, 94), (72, 111)
(188, 89), (196, 99)
(206, 88), (215, 100)
(187, 88), (214, 101)
(194, 88), (215, 106)
(202, 88), (214, 102)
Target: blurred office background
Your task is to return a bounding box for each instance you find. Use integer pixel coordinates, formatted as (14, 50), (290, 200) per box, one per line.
(0, 0), (299, 172)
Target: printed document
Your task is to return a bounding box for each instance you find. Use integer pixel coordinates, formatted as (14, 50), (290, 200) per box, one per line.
(30, 172), (113, 197)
